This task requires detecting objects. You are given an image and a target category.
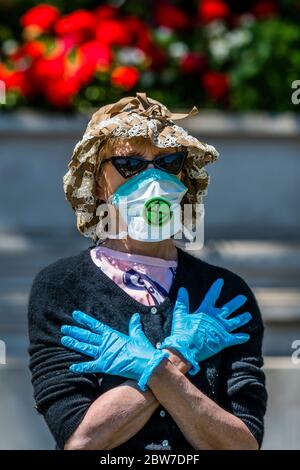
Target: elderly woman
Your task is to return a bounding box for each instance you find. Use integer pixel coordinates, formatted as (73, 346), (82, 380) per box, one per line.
(28, 92), (267, 451)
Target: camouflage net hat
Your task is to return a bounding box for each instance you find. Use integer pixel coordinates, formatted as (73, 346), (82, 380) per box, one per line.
(63, 91), (219, 242)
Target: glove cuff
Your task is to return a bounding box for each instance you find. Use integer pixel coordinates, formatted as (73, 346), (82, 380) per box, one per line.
(137, 350), (170, 392)
(160, 338), (200, 376)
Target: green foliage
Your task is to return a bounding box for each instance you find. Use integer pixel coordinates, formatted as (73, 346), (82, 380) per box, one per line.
(229, 19), (300, 111)
(1, 1), (300, 112)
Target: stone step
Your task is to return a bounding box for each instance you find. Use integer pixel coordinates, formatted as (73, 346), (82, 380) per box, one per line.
(198, 240), (300, 287)
(255, 287), (300, 322)
(1, 237), (299, 273)
(201, 240), (300, 266)
(262, 356), (300, 450)
(0, 267), (299, 338)
(1, 283), (299, 320)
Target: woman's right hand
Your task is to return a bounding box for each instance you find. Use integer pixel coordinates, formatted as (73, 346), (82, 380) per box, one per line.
(159, 278), (252, 375)
(60, 310), (170, 391)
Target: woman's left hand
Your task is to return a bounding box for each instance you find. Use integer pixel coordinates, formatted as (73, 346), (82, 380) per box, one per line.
(159, 278), (252, 375)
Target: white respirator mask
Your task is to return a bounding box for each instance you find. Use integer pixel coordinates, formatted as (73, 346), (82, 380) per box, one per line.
(107, 168), (188, 242)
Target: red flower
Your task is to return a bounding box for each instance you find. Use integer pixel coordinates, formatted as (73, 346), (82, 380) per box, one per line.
(44, 77), (80, 108)
(93, 5), (119, 21)
(154, 2), (190, 30)
(0, 63), (32, 97)
(180, 53), (207, 74)
(198, 0), (230, 24)
(55, 9), (96, 44)
(95, 19), (131, 46)
(252, 1), (278, 19)
(122, 17), (164, 69)
(28, 38), (65, 85)
(111, 66), (139, 90)
(21, 4), (59, 32)
(202, 71), (229, 101)
(59, 35), (79, 52)
(31, 54), (65, 85)
(20, 40), (47, 60)
(80, 41), (112, 71)
(8, 40), (45, 61)
(73, 41), (112, 84)
(124, 16), (153, 52)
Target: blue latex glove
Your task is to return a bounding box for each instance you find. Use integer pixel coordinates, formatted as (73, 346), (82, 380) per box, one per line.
(60, 310), (170, 391)
(159, 278), (252, 375)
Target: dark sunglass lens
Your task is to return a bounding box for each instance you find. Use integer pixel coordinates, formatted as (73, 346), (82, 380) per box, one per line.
(112, 157), (147, 178)
(155, 152), (186, 174)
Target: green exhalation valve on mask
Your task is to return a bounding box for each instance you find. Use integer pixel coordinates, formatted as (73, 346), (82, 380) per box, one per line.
(108, 168), (188, 243)
(143, 197), (173, 227)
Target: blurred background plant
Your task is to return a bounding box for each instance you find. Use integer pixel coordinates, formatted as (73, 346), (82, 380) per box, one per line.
(0, 0), (300, 112)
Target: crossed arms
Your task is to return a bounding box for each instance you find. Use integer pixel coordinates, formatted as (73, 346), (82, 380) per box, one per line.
(28, 277), (267, 451)
(64, 349), (258, 450)
(61, 280), (259, 450)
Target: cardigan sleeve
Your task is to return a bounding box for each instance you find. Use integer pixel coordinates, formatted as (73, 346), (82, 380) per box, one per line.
(27, 274), (101, 449)
(218, 274), (268, 448)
